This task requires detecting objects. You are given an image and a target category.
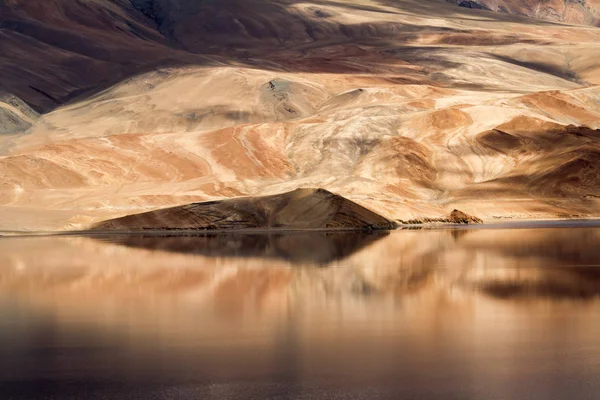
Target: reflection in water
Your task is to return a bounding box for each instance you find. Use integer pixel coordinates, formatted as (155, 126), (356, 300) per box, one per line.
(1, 226), (600, 399)
(92, 231), (389, 264)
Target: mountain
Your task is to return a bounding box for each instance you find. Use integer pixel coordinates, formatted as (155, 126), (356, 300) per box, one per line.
(0, 0), (211, 112)
(92, 188), (397, 231)
(448, 0), (600, 26)
(1, 0), (600, 231)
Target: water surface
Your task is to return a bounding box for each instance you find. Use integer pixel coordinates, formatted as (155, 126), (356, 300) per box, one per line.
(1, 225), (600, 399)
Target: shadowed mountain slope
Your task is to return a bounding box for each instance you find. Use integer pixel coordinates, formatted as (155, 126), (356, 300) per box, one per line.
(4, 0), (600, 113)
(0, 0), (212, 112)
(92, 188), (397, 231)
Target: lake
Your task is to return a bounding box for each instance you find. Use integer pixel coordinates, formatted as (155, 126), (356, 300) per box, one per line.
(1, 224), (600, 399)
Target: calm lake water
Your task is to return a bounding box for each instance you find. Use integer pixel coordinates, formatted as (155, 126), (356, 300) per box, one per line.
(1, 224), (600, 399)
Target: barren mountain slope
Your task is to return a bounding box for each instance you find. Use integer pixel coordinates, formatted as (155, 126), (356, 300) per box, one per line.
(1, 0), (600, 231)
(92, 188), (397, 231)
(448, 0), (600, 26)
(0, 0), (212, 112)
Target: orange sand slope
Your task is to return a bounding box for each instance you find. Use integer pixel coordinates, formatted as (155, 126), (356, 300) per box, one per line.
(1, 0), (600, 231)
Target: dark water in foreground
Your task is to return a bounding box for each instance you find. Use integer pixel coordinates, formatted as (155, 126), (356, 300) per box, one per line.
(1, 225), (600, 399)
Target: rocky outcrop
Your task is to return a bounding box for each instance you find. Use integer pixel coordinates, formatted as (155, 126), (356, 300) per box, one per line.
(92, 188), (397, 231)
(448, 0), (600, 26)
(402, 210), (483, 225)
(0, 90), (38, 134)
(457, 1), (489, 10)
(448, 209), (483, 224)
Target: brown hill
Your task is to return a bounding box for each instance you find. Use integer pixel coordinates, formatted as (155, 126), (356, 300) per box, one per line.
(92, 188), (397, 231)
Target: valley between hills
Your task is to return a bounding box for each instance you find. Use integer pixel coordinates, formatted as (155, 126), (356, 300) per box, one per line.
(2, 0), (600, 231)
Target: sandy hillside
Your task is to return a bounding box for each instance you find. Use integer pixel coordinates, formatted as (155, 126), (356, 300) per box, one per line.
(1, 0), (600, 231)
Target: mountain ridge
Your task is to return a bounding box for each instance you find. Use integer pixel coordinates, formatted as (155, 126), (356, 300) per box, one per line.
(1, 0), (600, 231)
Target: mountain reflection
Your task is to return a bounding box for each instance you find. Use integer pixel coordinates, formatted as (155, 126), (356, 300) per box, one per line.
(1, 226), (600, 399)
(446, 227), (600, 299)
(91, 231), (389, 264)
(0, 226), (599, 302)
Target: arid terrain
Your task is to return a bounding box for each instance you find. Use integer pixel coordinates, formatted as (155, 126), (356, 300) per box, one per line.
(448, 0), (600, 26)
(2, 0), (600, 231)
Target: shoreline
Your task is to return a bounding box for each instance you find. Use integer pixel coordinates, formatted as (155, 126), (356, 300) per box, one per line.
(3, 217), (600, 238)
